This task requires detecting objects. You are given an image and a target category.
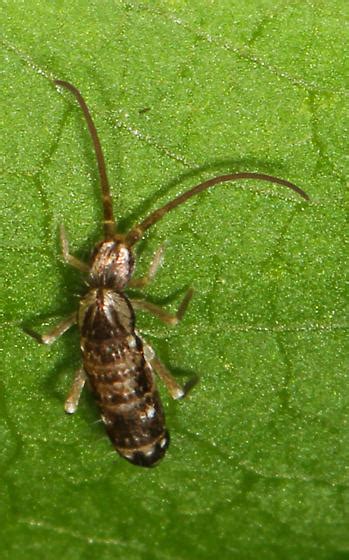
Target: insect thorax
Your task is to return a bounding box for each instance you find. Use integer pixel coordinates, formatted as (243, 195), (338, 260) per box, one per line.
(88, 238), (135, 289)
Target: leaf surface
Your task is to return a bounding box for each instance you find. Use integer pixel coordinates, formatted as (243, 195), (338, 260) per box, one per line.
(1, 2), (348, 559)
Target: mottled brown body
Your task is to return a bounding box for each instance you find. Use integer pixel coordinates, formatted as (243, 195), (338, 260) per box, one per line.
(28, 80), (308, 469)
(79, 286), (169, 467)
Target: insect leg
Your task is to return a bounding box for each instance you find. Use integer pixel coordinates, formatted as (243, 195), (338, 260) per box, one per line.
(131, 288), (194, 326)
(129, 244), (165, 288)
(60, 224), (89, 273)
(143, 344), (184, 400)
(64, 367), (87, 414)
(26, 312), (76, 345)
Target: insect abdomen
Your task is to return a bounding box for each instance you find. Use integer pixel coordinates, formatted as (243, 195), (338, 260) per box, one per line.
(86, 351), (169, 466)
(79, 288), (169, 467)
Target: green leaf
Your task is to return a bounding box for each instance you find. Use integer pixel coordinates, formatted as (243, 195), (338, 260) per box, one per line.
(1, 2), (347, 559)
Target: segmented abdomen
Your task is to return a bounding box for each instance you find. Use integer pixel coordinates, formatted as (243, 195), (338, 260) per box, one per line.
(78, 288), (169, 467)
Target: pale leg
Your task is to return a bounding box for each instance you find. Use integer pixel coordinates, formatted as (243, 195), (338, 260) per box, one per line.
(143, 344), (184, 399)
(65, 368), (87, 414)
(129, 244), (165, 288)
(151, 355), (185, 399)
(144, 345), (198, 399)
(60, 224), (89, 273)
(25, 312), (76, 345)
(131, 288), (194, 326)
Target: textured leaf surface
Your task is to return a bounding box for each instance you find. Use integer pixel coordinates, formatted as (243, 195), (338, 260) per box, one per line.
(1, 2), (348, 559)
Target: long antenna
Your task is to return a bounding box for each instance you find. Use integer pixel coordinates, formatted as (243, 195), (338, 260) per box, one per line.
(126, 172), (309, 245)
(54, 80), (116, 239)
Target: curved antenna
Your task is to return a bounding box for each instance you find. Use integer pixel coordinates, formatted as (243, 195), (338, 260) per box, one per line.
(54, 80), (116, 239)
(126, 172), (309, 245)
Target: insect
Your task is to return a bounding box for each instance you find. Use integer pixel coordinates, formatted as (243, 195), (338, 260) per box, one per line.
(28, 80), (309, 467)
